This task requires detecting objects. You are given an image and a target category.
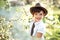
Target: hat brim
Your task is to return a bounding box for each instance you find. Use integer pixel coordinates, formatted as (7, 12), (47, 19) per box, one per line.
(30, 7), (48, 16)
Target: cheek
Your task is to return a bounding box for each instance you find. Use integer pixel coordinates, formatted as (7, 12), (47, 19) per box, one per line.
(38, 16), (43, 20)
(38, 16), (43, 18)
(41, 16), (43, 18)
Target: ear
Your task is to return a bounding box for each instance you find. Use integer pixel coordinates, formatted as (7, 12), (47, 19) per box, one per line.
(32, 14), (34, 17)
(43, 13), (46, 16)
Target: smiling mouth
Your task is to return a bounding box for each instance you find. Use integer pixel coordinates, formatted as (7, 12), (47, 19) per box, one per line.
(36, 18), (40, 20)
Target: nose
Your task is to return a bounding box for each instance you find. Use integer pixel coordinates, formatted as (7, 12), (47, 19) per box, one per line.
(37, 14), (40, 17)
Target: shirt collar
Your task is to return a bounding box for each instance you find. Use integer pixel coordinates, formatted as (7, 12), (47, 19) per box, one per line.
(32, 19), (43, 25)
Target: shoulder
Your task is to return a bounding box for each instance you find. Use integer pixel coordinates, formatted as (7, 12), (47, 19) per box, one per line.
(29, 20), (34, 27)
(39, 21), (46, 27)
(29, 21), (33, 25)
(37, 21), (46, 34)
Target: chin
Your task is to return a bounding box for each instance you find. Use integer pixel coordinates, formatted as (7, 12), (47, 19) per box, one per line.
(35, 19), (41, 22)
(35, 20), (40, 22)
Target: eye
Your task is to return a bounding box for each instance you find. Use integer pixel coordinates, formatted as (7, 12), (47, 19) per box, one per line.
(39, 14), (42, 15)
(35, 13), (37, 15)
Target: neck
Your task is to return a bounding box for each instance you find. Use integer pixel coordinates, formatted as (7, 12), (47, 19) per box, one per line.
(34, 19), (42, 23)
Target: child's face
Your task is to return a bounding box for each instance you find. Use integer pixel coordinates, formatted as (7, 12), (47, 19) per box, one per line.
(33, 11), (45, 22)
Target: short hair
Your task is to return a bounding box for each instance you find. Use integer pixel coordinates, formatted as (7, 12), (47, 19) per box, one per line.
(30, 3), (48, 16)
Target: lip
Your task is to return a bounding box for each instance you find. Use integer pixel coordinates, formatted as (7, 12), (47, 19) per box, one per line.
(36, 18), (40, 20)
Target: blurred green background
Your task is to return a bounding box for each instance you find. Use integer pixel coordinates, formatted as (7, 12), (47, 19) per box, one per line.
(0, 0), (60, 40)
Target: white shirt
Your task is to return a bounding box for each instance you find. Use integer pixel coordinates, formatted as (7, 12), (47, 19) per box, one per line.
(29, 20), (46, 40)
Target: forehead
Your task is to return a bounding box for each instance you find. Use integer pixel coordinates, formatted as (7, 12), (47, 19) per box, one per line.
(34, 11), (44, 14)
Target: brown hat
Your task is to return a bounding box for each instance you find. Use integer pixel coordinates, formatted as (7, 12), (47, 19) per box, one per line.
(30, 3), (48, 16)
